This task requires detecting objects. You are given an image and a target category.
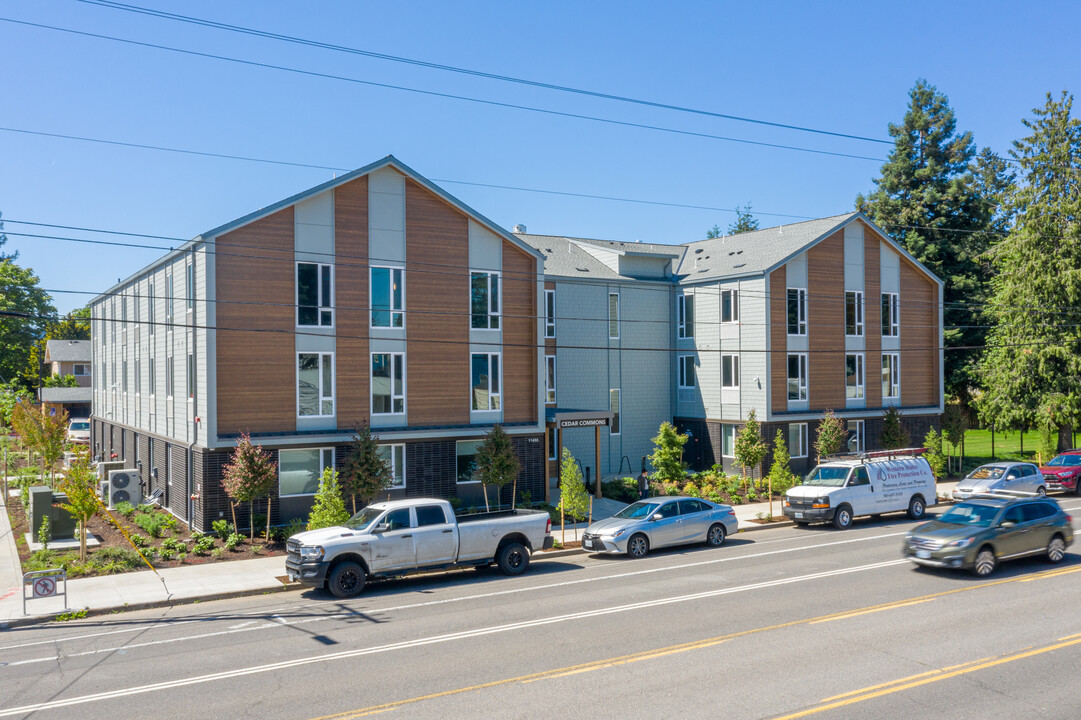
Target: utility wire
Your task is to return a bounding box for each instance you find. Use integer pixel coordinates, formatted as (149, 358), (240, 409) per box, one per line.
(0, 17), (884, 163)
(76, 0), (893, 146)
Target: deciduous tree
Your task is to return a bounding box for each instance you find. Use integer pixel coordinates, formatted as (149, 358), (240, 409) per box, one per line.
(222, 433), (277, 539)
(558, 447), (588, 542)
(879, 406), (910, 450)
(307, 467), (350, 531)
(57, 447), (100, 562)
(766, 429), (797, 518)
(475, 424), (521, 511)
(0, 258), (56, 390)
(734, 409), (767, 488)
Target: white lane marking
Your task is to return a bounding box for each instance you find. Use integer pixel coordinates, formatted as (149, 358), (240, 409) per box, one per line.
(227, 621), (258, 630)
(0, 531), (904, 661)
(0, 560), (905, 716)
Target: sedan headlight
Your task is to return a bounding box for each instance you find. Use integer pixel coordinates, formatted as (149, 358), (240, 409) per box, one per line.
(299, 545), (325, 561)
(945, 537), (975, 549)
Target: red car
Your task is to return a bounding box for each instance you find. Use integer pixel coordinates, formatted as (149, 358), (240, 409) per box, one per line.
(1040, 450), (1081, 493)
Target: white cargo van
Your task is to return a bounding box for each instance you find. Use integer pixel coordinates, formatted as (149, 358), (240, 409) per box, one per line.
(783, 450), (937, 529)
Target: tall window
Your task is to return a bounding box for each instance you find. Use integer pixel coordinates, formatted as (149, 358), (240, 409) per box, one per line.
(134, 287), (141, 342)
(149, 357), (156, 397)
(545, 355), (556, 403)
(371, 267), (404, 328)
(297, 263), (334, 326)
(377, 445), (406, 488)
(787, 288), (807, 335)
(845, 291), (864, 336)
(882, 353), (900, 399)
(845, 353), (865, 399)
(847, 420), (865, 453)
(470, 272), (500, 329)
(677, 293), (695, 338)
(279, 448), (334, 497)
(166, 351), (174, 398)
(371, 353), (405, 414)
(166, 272), (173, 322)
(722, 354), (739, 388)
(122, 359), (128, 393)
(297, 353), (334, 417)
(678, 355), (696, 389)
(721, 424), (736, 457)
(787, 353), (808, 401)
(471, 353), (501, 410)
(788, 423), (808, 458)
(544, 289), (556, 338)
(609, 388), (621, 435)
(135, 356), (141, 396)
(881, 293), (899, 336)
(608, 292), (620, 339)
(186, 261), (194, 312)
(187, 352), (194, 400)
(148, 280), (155, 335)
(721, 289), (739, 323)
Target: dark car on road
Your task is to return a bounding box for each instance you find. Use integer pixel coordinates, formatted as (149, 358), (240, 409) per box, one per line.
(903, 496), (1073, 577)
(1039, 450), (1081, 494)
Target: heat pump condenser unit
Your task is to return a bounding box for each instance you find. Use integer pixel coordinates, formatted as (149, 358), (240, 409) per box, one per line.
(108, 469), (142, 508)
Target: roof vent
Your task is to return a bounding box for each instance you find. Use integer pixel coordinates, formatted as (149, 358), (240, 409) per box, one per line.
(546, 248), (553, 254)
(513, 224), (527, 233)
(728, 251), (736, 256)
(733, 263), (746, 268)
(695, 248), (704, 254)
(736, 250), (743, 255)
(575, 267), (589, 272)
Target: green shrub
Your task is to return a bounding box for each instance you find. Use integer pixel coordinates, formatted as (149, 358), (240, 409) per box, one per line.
(133, 511), (167, 538)
(211, 547), (224, 558)
(161, 514), (179, 534)
(113, 501), (135, 518)
(682, 482), (701, 498)
(161, 537), (187, 554)
(225, 532), (243, 551)
(601, 477), (639, 503)
(37, 515), (51, 548)
(128, 533), (150, 548)
(137, 503), (154, 514)
(212, 519), (234, 541)
(191, 534), (216, 556)
(159, 548), (175, 561)
(285, 517), (306, 539)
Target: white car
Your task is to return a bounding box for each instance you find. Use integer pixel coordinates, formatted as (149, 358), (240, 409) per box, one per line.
(67, 419), (91, 445)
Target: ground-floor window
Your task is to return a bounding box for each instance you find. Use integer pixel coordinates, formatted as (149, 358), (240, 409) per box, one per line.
(788, 423), (808, 458)
(377, 444), (406, 489)
(279, 447), (334, 497)
(721, 424), (736, 457)
(456, 440), (483, 483)
(847, 420), (865, 453)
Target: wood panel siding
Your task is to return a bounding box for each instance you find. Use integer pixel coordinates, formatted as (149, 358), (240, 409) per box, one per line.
(807, 230), (845, 411)
(503, 243), (537, 423)
(769, 266), (787, 414)
(900, 259), (938, 407)
(864, 224), (882, 409)
(216, 207), (296, 434)
(334, 176), (370, 426)
(405, 180), (470, 426)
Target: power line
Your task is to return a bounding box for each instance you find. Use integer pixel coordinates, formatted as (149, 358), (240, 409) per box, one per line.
(76, 0), (893, 147)
(0, 17), (884, 163)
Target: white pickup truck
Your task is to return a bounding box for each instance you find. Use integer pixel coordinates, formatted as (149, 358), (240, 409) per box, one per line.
(286, 498), (554, 597)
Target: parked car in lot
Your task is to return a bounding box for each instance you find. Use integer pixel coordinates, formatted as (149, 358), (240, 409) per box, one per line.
(903, 495), (1072, 576)
(286, 498), (552, 598)
(951, 462), (1046, 501)
(581, 496), (737, 558)
(66, 419), (90, 445)
(783, 450), (936, 529)
(1040, 450), (1081, 494)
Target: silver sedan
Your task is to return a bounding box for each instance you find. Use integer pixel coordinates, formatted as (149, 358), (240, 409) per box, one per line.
(951, 462), (1047, 501)
(581, 496), (738, 558)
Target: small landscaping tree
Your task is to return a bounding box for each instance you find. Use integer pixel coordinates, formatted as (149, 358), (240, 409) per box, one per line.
(559, 447), (589, 542)
(11, 399), (42, 472)
(942, 403), (967, 475)
(733, 409), (768, 490)
(307, 467), (350, 531)
(767, 429), (798, 518)
(879, 406), (910, 450)
(475, 424), (521, 511)
(814, 410), (846, 462)
(38, 408), (69, 481)
(923, 427), (947, 480)
(57, 447), (100, 562)
(221, 433), (277, 540)
(648, 421), (688, 487)
(340, 423), (393, 514)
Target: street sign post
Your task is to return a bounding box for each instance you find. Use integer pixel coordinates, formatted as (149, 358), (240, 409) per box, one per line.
(23, 568), (67, 615)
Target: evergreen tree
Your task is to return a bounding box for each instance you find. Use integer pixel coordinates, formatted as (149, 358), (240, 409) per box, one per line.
(727, 204), (760, 235)
(340, 423), (393, 514)
(475, 424), (521, 511)
(647, 421), (688, 485)
(879, 406), (910, 450)
(0, 211), (16, 261)
(705, 224), (722, 239)
(307, 467), (350, 531)
(222, 433), (277, 539)
(733, 409), (768, 487)
(979, 92), (1081, 449)
(923, 427), (947, 480)
(767, 429), (797, 518)
(856, 80), (995, 400)
(814, 410), (846, 462)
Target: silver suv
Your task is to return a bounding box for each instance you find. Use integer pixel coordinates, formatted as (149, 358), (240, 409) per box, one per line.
(952, 462), (1046, 501)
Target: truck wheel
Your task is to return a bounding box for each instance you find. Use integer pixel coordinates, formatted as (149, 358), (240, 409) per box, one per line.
(706, 524), (726, 547)
(907, 496), (926, 520)
(497, 542), (530, 575)
(627, 533), (650, 558)
(832, 505), (853, 530)
(327, 561), (366, 598)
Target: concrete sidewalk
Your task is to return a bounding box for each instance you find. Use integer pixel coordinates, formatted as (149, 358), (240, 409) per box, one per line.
(1, 482), (959, 628)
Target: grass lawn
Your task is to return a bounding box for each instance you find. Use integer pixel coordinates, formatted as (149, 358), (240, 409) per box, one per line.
(944, 428), (1081, 477)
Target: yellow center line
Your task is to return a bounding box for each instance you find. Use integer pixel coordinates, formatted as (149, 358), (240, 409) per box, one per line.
(307, 563), (1081, 720)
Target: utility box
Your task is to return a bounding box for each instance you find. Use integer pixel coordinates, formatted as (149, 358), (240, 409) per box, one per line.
(28, 486), (78, 541)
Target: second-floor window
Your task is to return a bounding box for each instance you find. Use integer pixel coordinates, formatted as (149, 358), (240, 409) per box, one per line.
(678, 355), (696, 389)
(471, 271), (500, 329)
(845, 353), (865, 399)
(787, 288), (807, 335)
(881, 293), (899, 336)
(544, 289), (555, 338)
(166, 272), (173, 322)
(73, 364), (90, 376)
(721, 289), (739, 323)
(149, 357), (156, 397)
(608, 292), (620, 339)
(787, 353), (807, 401)
(882, 352), (900, 399)
(845, 291), (864, 336)
(298, 263), (333, 327)
(471, 353), (501, 410)
(545, 355), (556, 403)
(722, 354), (739, 388)
(372, 353), (405, 414)
(186, 261), (194, 312)
(678, 293), (694, 338)
(298, 352), (334, 417)
(371, 267), (404, 328)
(148, 280), (155, 335)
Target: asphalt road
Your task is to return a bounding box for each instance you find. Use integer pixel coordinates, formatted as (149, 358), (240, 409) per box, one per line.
(4, 501), (1081, 720)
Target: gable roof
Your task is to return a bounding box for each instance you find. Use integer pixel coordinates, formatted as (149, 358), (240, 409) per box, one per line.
(44, 339), (91, 363)
(515, 232), (682, 282)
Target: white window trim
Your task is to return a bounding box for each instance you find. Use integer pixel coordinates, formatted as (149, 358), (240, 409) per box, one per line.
(789, 423), (809, 459)
(721, 424), (736, 458)
(186, 261), (194, 313)
(165, 272), (173, 323)
(678, 355), (696, 389)
(609, 388), (621, 436)
(370, 265), (406, 329)
(787, 287), (807, 336)
(883, 352), (901, 399)
(848, 420), (865, 453)
(544, 289), (556, 338)
(471, 352), (502, 412)
(187, 352), (194, 402)
(279, 447), (335, 498)
(846, 353), (865, 400)
(677, 293), (694, 339)
(380, 444), (406, 489)
(470, 270), (501, 331)
(296, 261), (335, 328)
(846, 290), (865, 337)
(721, 288), (739, 324)
(545, 355), (556, 404)
(456, 439), (485, 484)
(149, 357), (156, 399)
(882, 292), (899, 337)
(608, 291), (620, 340)
(370, 352), (406, 416)
(721, 353), (740, 389)
(787, 352), (808, 402)
(296, 352), (335, 418)
(148, 280), (156, 335)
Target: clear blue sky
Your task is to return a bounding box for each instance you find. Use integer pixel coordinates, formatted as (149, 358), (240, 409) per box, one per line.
(2, 0), (1077, 314)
